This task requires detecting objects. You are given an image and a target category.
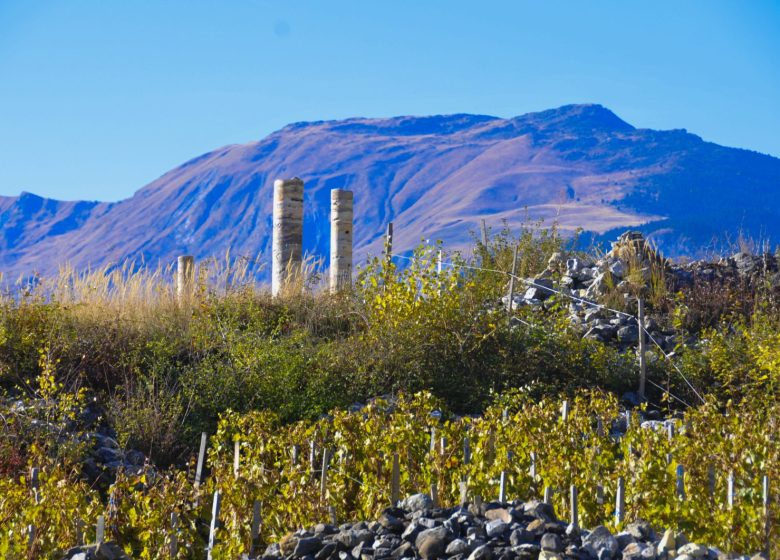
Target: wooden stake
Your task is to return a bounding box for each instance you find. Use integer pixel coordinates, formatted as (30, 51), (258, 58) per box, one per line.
(637, 298), (646, 398)
(96, 515), (105, 545)
(429, 428), (436, 453)
(708, 465), (716, 498)
(391, 452), (400, 506)
(385, 223), (394, 262)
(499, 471), (507, 503)
(292, 444), (300, 466)
(309, 440), (317, 479)
(459, 481), (468, 506)
(430, 482), (439, 508)
(194, 433), (208, 490)
(561, 401), (570, 423)
(169, 512), (178, 558)
(30, 466), (40, 504)
(543, 486), (552, 505)
(320, 449), (331, 502)
(250, 501), (261, 555)
(506, 244), (518, 316)
(207, 491), (221, 560)
(727, 471), (735, 509)
(233, 440), (240, 479)
(440, 436), (447, 456)
(615, 477), (625, 525)
(570, 485), (578, 529)
(763, 474), (769, 519)
(676, 465), (685, 500)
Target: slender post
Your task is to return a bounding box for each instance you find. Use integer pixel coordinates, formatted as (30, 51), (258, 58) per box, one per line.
(763, 474), (770, 519)
(506, 245), (519, 316)
(440, 436), (447, 456)
(437, 249), (443, 275)
(561, 400), (570, 423)
(391, 453), (401, 506)
(596, 484), (604, 505)
(763, 475), (770, 555)
(272, 178), (304, 297)
(429, 428), (436, 453)
(676, 465), (685, 500)
(529, 452), (537, 481)
(207, 491), (221, 560)
(292, 444), (300, 466)
(459, 481), (468, 506)
(320, 449), (331, 502)
(328, 506), (338, 525)
(570, 485), (578, 529)
(330, 189), (354, 293)
(233, 441), (240, 479)
(30, 467), (40, 504)
(499, 471), (507, 503)
(463, 436), (471, 465)
(309, 440), (317, 479)
(96, 515), (105, 545)
(727, 472), (735, 509)
(708, 465), (716, 498)
(177, 255), (195, 303)
(543, 486), (552, 505)
(615, 477), (625, 525)
(27, 524), (35, 549)
(385, 223), (394, 261)
(169, 512), (178, 558)
(637, 299), (646, 398)
(250, 501), (261, 555)
(481, 220), (488, 248)
(194, 433), (208, 490)
(430, 482), (439, 508)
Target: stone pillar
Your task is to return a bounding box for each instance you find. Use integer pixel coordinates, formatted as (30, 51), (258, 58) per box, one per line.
(272, 178), (304, 297)
(330, 189), (353, 293)
(177, 255), (194, 302)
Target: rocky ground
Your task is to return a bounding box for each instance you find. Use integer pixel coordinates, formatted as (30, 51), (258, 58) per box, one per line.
(253, 494), (768, 560)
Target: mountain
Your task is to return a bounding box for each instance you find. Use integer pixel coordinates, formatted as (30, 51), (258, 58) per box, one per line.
(2, 104), (780, 280)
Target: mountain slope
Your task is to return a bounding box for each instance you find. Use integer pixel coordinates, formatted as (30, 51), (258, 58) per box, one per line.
(2, 104), (779, 279)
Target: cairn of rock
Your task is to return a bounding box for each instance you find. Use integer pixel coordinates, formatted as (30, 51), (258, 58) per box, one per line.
(503, 231), (780, 352)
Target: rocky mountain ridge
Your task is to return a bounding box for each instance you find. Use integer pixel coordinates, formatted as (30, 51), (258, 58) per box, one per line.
(2, 104), (780, 280)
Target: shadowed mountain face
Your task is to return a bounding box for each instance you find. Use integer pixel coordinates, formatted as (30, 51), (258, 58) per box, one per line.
(2, 104), (779, 279)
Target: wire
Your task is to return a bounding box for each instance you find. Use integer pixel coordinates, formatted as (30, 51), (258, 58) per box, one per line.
(389, 251), (703, 407)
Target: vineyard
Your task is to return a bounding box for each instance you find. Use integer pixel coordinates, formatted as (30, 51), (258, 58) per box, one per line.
(1, 392), (778, 558)
(1, 227), (779, 558)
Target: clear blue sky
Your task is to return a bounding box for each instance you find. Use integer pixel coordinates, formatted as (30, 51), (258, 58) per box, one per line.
(1, 0), (778, 201)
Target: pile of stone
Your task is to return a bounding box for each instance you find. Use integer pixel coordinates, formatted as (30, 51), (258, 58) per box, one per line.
(63, 541), (130, 560)
(502, 231), (779, 352)
(2, 397), (147, 486)
(258, 494), (765, 560)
